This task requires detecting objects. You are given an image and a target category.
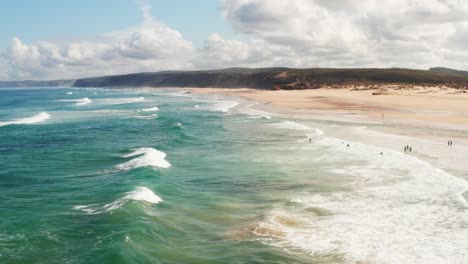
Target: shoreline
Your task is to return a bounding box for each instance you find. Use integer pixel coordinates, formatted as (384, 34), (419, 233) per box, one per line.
(179, 86), (468, 180)
(184, 86), (468, 131)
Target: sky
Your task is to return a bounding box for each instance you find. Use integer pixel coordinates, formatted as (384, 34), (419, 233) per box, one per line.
(1, 0), (467, 80)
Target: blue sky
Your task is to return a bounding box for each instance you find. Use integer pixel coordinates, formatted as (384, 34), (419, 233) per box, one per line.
(1, 0), (467, 80)
(0, 0), (238, 50)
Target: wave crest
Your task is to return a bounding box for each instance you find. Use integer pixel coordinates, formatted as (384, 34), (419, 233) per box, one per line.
(73, 187), (162, 214)
(59, 97), (92, 106)
(0, 112), (51, 127)
(137, 106), (159, 112)
(116, 148), (171, 170)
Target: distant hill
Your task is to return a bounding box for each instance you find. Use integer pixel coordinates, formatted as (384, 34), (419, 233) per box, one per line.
(73, 68), (468, 90)
(429, 67), (468, 77)
(2, 67), (468, 90)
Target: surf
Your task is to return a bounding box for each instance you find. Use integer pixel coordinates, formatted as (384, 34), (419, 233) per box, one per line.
(59, 97), (92, 106)
(0, 112), (51, 127)
(116, 148), (171, 171)
(73, 187), (162, 214)
(256, 135), (468, 264)
(137, 106), (159, 112)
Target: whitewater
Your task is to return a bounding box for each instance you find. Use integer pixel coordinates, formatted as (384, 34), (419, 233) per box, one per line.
(0, 87), (466, 264)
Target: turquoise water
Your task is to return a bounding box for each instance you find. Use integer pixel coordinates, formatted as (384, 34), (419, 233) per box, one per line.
(0, 88), (467, 264)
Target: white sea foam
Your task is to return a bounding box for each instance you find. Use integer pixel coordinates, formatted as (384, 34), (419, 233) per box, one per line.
(243, 108), (272, 119)
(133, 114), (158, 119)
(137, 106), (159, 112)
(73, 187), (162, 214)
(116, 148), (171, 171)
(256, 135), (468, 264)
(60, 97), (92, 106)
(103, 186), (163, 211)
(73, 204), (98, 214)
(238, 103), (274, 119)
(99, 97), (145, 105)
(271, 121), (324, 138)
(0, 112), (51, 127)
(66, 92), (73, 95)
(76, 98), (92, 105)
(209, 101), (239, 113)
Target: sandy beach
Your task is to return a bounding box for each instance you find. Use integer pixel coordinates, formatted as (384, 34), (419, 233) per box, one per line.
(187, 86), (468, 129)
(183, 85), (468, 183)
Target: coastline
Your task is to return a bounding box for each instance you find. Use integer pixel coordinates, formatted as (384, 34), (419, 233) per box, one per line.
(180, 86), (468, 180)
(185, 86), (468, 130)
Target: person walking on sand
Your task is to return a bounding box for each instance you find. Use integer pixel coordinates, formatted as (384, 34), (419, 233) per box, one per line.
(409, 147), (412, 152)
(309, 138), (312, 143)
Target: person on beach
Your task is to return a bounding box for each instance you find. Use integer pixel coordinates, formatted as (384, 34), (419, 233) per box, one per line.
(309, 138), (312, 143)
(409, 147), (412, 152)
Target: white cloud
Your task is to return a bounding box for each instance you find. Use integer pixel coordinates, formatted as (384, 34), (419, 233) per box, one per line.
(217, 0), (468, 69)
(1, 4), (193, 80)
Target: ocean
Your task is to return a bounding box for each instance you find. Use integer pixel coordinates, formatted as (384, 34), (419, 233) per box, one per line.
(0, 87), (466, 264)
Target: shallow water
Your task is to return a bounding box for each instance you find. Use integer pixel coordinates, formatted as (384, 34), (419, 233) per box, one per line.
(0, 88), (466, 264)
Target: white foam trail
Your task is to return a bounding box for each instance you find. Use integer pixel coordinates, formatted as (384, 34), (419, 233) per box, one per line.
(76, 98), (92, 105)
(238, 103), (274, 119)
(73, 204), (98, 214)
(133, 114), (158, 119)
(137, 106), (159, 112)
(66, 92), (73, 95)
(98, 97), (145, 105)
(73, 187), (162, 214)
(209, 101), (239, 113)
(244, 109), (272, 119)
(271, 121), (324, 138)
(103, 187), (163, 211)
(257, 136), (468, 264)
(0, 112), (51, 127)
(116, 148), (171, 170)
(60, 97), (92, 106)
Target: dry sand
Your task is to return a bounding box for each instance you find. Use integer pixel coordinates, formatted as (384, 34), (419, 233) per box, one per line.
(186, 86), (468, 129)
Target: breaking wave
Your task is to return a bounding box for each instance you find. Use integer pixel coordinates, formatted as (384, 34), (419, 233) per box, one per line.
(271, 121), (324, 138)
(73, 187), (162, 214)
(209, 101), (239, 113)
(59, 97), (92, 106)
(137, 106), (159, 112)
(256, 136), (468, 264)
(0, 112), (51, 127)
(116, 148), (171, 170)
